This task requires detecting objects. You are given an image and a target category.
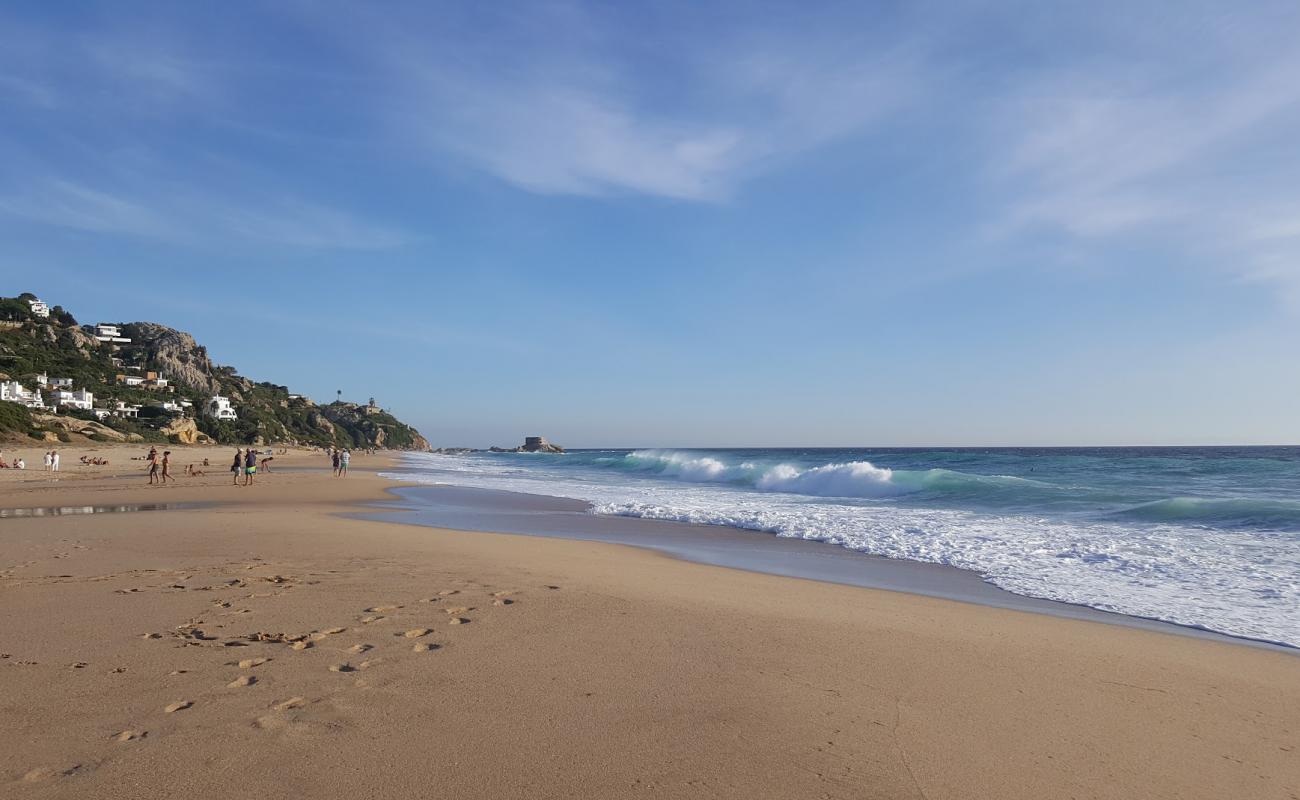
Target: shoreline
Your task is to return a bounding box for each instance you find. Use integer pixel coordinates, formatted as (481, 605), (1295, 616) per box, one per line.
(2, 444), (1297, 798)
(360, 482), (1297, 653)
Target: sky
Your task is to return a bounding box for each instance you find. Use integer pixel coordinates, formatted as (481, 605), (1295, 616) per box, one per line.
(2, 0), (1299, 447)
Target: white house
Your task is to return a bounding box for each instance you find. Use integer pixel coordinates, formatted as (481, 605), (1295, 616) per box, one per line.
(206, 395), (238, 420)
(54, 389), (94, 411)
(111, 401), (140, 419)
(34, 373), (49, 386)
(91, 408), (112, 421)
(157, 400), (185, 414)
(93, 324), (131, 343)
(52, 377), (73, 388)
(0, 380), (44, 408)
(27, 298), (50, 318)
(117, 374), (146, 387)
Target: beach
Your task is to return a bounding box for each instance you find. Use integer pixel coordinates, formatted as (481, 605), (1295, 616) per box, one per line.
(1, 444), (1297, 799)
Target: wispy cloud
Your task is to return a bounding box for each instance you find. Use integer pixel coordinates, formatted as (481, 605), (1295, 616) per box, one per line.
(980, 6), (1300, 300)
(357, 6), (926, 201)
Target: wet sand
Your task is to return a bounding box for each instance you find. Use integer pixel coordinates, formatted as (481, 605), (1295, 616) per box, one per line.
(1, 444), (1297, 799)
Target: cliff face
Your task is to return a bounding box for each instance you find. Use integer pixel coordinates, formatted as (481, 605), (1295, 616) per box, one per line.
(0, 294), (430, 450)
(120, 323), (219, 395)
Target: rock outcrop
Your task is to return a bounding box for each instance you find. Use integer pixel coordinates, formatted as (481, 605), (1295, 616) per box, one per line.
(120, 322), (219, 394)
(161, 417), (212, 445)
(490, 436), (564, 453)
(32, 413), (127, 442)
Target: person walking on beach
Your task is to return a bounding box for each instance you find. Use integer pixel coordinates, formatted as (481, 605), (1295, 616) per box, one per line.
(231, 449), (243, 486)
(244, 448), (257, 486)
(339, 448), (350, 477)
(147, 448), (160, 484)
(331, 448), (340, 477)
(159, 451), (173, 485)
(50, 450), (60, 472)
(44, 450), (53, 471)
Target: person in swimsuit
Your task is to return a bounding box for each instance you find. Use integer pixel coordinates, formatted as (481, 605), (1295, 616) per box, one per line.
(244, 448), (257, 486)
(159, 451), (173, 484)
(147, 448), (160, 484)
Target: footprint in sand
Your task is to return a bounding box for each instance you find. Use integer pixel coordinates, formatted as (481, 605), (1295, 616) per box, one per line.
(69, 661), (88, 669)
(273, 696), (305, 711)
(448, 618), (469, 625)
(322, 627), (346, 635)
(443, 606), (473, 615)
(401, 628), (431, 639)
(228, 675), (257, 688)
(437, 589), (459, 596)
(141, 632), (162, 640)
(493, 599), (514, 606)
(347, 644), (372, 654)
(328, 663), (355, 673)
(237, 657), (270, 669)
(291, 640), (313, 651)
(545, 585), (560, 590)
(358, 615), (385, 625)
(22, 764), (86, 782)
(364, 605), (402, 613)
(419, 597), (440, 603)
(164, 700), (193, 713)
(358, 658), (383, 670)
(491, 591), (515, 598)
(412, 642), (440, 653)
(113, 730), (146, 742)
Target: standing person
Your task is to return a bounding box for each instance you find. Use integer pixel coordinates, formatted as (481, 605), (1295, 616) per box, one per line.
(147, 448), (160, 484)
(231, 449), (243, 486)
(331, 448), (340, 477)
(51, 450), (60, 472)
(44, 451), (53, 471)
(244, 448), (257, 486)
(159, 451), (173, 485)
(339, 448), (350, 477)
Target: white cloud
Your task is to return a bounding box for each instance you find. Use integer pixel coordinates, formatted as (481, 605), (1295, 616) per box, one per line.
(370, 10), (924, 201)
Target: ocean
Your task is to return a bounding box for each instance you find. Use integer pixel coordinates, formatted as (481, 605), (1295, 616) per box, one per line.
(388, 446), (1300, 647)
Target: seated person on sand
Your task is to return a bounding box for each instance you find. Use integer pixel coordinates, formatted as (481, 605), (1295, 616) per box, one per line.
(14, 458), (24, 470)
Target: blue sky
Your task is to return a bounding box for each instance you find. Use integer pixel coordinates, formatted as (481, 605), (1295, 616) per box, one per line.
(3, 1), (1299, 446)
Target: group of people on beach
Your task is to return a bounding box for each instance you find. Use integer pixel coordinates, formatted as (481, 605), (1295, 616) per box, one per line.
(0, 449), (30, 470)
(231, 448), (273, 486)
(330, 447), (351, 477)
(146, 446), (172, 484)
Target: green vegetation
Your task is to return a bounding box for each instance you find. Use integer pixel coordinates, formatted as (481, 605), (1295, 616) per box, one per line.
(0, 400), (35, 436)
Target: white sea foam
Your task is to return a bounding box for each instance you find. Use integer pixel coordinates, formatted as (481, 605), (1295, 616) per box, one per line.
(387, 452), (1300, 647)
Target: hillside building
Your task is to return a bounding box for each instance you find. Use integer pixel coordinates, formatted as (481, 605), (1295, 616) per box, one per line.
(0, 380), (44, 408)
(93, 324), (131, 343)
(53, 389), (94, 411)
(206, 395), (238, 420)
(27, 298), (49, 318)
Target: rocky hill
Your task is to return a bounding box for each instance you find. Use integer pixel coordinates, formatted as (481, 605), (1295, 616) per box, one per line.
(0, 292), (430, 450)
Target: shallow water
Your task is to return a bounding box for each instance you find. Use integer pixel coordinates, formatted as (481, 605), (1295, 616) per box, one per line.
(0, 503), (188, 519)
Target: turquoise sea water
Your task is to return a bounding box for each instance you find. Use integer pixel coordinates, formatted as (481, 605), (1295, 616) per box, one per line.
(392, 447), (1300, 646)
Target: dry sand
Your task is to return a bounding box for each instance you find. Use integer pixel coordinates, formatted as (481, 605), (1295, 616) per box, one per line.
(0, 444), (1296, 799)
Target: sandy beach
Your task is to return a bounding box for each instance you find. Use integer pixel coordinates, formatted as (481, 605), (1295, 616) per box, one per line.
(1, 444), (1296, 799)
